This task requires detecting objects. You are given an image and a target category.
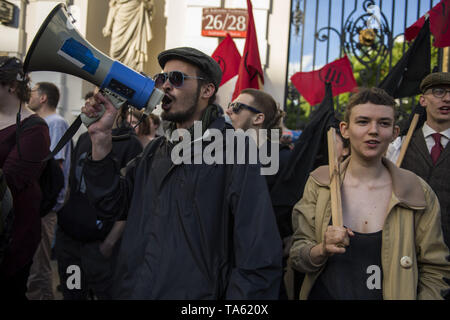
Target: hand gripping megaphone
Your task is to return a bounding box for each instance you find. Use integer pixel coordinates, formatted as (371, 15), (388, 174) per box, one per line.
(24, 3), (164, 127)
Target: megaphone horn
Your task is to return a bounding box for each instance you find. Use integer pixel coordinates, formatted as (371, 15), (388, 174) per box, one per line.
(24, 3), (163, 127)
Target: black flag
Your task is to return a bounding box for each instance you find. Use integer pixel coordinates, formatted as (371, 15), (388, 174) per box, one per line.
(400, 103), (427, 136)
(270, 82), (338, 213)
(271, 82), (338, 299)
(379, 19), (431, 98)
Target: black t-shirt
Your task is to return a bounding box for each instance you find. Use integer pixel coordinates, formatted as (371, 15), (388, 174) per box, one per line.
(308, 230), (383, 300)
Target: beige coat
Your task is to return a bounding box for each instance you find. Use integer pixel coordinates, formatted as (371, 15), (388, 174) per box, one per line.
(289, 157), (450, 300)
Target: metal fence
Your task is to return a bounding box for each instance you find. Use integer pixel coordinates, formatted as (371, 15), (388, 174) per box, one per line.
(286, 0), (444, 128)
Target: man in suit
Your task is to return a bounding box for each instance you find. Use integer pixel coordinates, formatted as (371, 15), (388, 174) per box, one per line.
(387, 72), (450, 249)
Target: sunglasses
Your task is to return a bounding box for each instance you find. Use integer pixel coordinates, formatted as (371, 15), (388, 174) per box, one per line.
(153, 71), (205, 88)
(428, 87), (450, 99)
(227, 102), (261, 114)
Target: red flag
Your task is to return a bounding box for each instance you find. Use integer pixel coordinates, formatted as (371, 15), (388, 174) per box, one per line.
(290, 56), (357, 106)
(232, 0), (264, 100)
(405, 16), (425, 42)
(212, 33), (241, 86)
(405, 0), (450, 47)
(430, 0), (450, 47)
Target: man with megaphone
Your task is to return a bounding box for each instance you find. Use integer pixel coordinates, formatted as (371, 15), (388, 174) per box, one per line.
(80, 47), (282, 299)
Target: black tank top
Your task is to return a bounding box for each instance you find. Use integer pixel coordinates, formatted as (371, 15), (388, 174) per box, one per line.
(308, 230), (383, 300)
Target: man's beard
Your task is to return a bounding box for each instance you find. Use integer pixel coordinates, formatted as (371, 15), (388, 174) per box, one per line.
(27, 102), (39, 112)
(161, 85), (201, 124)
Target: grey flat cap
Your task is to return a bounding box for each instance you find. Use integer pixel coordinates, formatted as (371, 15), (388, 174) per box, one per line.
(158, 47), (222, 89)
(420, 72), (450, 92)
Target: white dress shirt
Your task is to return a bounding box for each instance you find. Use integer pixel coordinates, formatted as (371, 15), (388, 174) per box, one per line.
(422, 122), (450, 153)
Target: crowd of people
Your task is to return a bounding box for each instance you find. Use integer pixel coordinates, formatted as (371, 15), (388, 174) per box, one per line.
(0, 46), (449, 300)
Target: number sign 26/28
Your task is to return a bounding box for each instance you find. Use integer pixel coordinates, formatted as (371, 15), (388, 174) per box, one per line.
(201, 8), (248, 38)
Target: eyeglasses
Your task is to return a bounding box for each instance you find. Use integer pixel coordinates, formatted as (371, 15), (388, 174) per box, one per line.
(428, 87), (450, 99)
(153, 71), (205, 88)
(227, 102), (262, 114)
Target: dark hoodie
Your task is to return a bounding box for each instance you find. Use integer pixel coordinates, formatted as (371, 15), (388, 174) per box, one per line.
(83, 108), (283, 299)
(57, 126), (142, 241)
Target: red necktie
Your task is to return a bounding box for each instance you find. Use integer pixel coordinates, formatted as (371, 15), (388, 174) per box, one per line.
(430, 133), (443, 165)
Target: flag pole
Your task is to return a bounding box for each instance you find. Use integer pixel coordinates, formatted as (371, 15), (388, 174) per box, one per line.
(258, 76), (264, 90)
(443, 47), (449, 73)
(327, 127), (343, 227)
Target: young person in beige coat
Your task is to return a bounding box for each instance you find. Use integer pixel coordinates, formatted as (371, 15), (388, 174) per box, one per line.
(289, 87), (450, 300)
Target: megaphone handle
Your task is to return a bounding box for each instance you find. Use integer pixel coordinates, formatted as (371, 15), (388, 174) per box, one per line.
(80, 105), (106, 127)
(81, 88), (127, 127)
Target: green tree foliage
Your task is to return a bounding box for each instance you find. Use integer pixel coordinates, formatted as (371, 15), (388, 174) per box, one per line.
(284, 84), (310, 130)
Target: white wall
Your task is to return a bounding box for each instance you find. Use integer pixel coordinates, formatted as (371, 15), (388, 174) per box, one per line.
(265, 0), (290, 108)
(0, 0), (24, 57)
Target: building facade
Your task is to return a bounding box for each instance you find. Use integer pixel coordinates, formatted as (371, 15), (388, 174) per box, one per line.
(0, 0), (290, 139)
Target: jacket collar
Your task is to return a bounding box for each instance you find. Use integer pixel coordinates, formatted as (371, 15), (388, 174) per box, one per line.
(310, 156), (426, 209)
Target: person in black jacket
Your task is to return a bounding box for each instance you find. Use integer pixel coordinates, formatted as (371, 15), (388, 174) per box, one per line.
(55, 103), (142, 300)
(81, 47), (282, 299)
(226, 89), (291, 299)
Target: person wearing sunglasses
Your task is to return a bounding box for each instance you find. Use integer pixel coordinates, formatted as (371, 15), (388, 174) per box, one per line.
(80, 47), (282, 299)
(387, 72), (450, 251)
(226, 88), (292, 299)
(0, 56), (50, 300)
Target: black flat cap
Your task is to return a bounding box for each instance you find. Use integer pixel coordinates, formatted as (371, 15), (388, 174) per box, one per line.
(420, 72), (450, 92)
(158, 47), (222, 89)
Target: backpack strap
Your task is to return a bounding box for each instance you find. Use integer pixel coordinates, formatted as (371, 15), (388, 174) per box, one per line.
(20, 115), (48, 130)
(16, 116), (48, 162)
(0, 170), (6, 229)
(19, 115), (82, 162)
(42, 116), (82, 161)
(0, 169), (13, 236)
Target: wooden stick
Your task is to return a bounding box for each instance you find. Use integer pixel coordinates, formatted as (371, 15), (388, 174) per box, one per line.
(257, 75), (264, 90)
(327, 127), (343, 227)
(443, 47), (449, 73)
(396, 113), (419, 167)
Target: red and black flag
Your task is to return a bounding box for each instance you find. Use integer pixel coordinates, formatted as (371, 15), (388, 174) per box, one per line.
(232, 0), (264, 99)
(211, 33), (241, 87)
(379, 19), (431, 99)
(405, 0), (450, 48)
(290, 55), (357, 106)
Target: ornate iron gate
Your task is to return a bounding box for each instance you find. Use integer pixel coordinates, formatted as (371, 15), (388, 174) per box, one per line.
(285, 0), (444, 129)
